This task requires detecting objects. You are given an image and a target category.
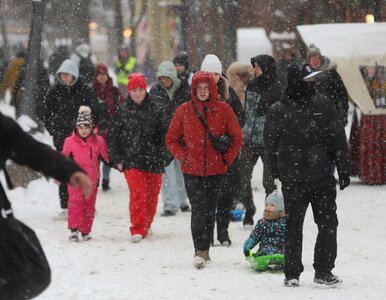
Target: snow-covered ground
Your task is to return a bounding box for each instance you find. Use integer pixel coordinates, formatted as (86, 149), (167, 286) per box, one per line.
(1, 102), (386, 300)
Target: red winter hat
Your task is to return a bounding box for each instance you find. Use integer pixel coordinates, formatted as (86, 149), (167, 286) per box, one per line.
(95, 63), (108, 76)
(127, 73), (147, 93)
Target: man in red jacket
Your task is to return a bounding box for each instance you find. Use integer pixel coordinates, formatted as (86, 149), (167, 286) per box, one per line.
(166, 71), (243, 269)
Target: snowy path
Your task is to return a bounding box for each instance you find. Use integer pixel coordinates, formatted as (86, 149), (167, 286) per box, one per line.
(6, 159), (386, 300)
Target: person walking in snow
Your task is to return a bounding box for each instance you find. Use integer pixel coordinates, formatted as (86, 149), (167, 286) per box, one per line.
(166, 71), (243, 269)
(243, 191), (286, 271)
(44, 59), (99, 220)
(200, 54), (245, 246)
(306, 44), (349, 126)
(62, 106), (109, 242)
(0, 111), (92, 299)
(239, 54), (283, 227)
(264, 62), (351, 287)
(150, 61), (191, 216)
(92, 63), (123, 191)
(173, 51), (193, 85)
(108, 73), (171, 243)
(226, 61), (253, 108)
(114, 47), (136, 98)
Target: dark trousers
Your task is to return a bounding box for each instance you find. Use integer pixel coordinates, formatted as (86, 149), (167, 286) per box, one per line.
(215, 158), (241, 241)
(54, 141), (68, 209)
(184, 173), (224, 252)
(282, 175), (338, 278)
(239, 145), (276, 223)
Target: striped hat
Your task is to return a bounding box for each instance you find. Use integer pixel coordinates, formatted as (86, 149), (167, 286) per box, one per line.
(76, 105), (93, 127)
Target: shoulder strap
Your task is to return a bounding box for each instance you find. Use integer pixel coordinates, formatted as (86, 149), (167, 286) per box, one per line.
(0, 180), (13, 214)
(191, 101), (216, 140)
(0, 160), (13, 215)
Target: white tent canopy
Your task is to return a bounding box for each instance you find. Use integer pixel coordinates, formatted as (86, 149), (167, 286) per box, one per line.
(237, 28), (272, 63)
(297, 23), (386, 115)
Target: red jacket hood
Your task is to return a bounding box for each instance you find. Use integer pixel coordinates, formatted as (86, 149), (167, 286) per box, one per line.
(191, 71), (219, 105)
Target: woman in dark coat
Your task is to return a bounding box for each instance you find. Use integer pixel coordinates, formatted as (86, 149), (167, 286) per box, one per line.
(108, 73), (171, 243)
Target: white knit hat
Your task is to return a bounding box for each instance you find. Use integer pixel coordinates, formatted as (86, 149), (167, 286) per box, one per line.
(201, 54), (222, 74)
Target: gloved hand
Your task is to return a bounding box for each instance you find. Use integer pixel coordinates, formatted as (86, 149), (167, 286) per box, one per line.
(243, 237), (256, 256)
(339, 175), (350, 190)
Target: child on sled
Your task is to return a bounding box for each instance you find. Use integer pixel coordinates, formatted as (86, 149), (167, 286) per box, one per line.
(243, 191), (286, 271)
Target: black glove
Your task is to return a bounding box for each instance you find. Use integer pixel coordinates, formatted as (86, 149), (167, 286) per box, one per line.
(339, 176), (350, 190)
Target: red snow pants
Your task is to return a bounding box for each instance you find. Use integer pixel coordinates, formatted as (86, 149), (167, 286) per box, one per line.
(67, 185), (98, 235)
(124, 169), (162, 237)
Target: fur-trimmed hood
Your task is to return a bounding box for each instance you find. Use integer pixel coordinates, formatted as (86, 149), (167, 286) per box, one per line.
(226, 62), (253, 107)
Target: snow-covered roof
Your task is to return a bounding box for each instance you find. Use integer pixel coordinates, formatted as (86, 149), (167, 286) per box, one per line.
(297, 23), (386, 115)
(237, 28), (272, 63)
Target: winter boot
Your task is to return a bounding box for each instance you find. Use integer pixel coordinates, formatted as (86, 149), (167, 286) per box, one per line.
(102, 179), (110, 191)
(193, 250), (210, 269)
(131, 234), (143, 243)
(180, 205), (191, 212)
(81, 233), (92, 241)
(69, 229), (79, 242)
(161, 210), (176, 217)
(243, 205), (256, 227)
(284, 276), (300, 287)
(314, 271), (342, 285)
(218, 230), (232, 247)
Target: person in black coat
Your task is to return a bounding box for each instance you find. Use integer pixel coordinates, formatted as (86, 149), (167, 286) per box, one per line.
(0, 112), (91, 200)
(150, 61), (191, 216)
(263, 62), (351, 287)
(307, 44), (349, 126)
(0, 111), (91, 299)
(239, 54), (283, 226)
(108, 73), (171, 243)
(44, 59), (99, 215)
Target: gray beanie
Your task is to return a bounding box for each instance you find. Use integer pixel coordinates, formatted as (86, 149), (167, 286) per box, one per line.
(306, 44), (322, 60)
(265, 191), (284, 212)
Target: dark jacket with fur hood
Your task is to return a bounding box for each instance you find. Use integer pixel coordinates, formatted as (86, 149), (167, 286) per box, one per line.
(243, 55), (283, 148)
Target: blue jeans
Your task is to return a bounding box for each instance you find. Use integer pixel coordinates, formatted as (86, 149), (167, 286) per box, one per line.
(102, 163), (111, 181)
(161, 159), (188, 213)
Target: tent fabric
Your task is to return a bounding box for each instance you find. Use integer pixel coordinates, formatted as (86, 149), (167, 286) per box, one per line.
(357, 115), (386, 184)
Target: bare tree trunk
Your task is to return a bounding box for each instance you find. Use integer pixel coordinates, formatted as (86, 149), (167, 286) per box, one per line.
(0, 3), (9, 60)
(73, 0), (90, 43)
(20, 0), (45, 122)
(114, 0), (123, 47)
(223, 0), (239, 70)
(179, 0), (188, 51)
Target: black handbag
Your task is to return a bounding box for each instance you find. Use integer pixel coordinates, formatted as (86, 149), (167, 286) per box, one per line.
(0, 167), (51, 300)
(192, 102), (232, 154)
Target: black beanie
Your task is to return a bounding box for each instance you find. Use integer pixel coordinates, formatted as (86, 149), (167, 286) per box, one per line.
(173, 51), (189, 70)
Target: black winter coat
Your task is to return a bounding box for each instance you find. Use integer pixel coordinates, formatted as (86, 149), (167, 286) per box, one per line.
(108, 93), (171, 173)
(0, 112), (82, 183)
(315, 68), (349, 126)
(263, 93), (350, 183)
(44, 79), (99, 150)
(149, 79), (190, 125)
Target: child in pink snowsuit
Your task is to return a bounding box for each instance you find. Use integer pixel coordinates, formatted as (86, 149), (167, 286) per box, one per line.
(62, 106), (109, 242)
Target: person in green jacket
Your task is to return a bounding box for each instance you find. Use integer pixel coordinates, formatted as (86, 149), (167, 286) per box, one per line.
(115, 47), (136, 98)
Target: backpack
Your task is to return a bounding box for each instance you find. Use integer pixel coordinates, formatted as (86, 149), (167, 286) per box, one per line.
(78, 54), (95, 83)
